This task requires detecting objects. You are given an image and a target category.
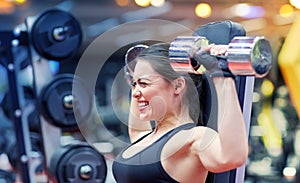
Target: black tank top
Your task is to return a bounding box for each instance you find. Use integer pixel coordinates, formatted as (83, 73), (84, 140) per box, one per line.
(112, 123), (196, 183)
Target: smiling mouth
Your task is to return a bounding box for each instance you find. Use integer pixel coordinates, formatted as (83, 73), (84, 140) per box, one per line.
(138, 101), (149, 110)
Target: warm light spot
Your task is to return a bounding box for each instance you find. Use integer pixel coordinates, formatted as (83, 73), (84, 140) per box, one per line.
(0, 0), (14, 14)
(290, 0), (300, 9)
(135, 0), (150, 7)
(283, 167), (297, 180)
(150, 0), (165, 7)
(261, 79), (274, 97)
(231, 3), (265, 18)
(252, 92), (261, 103)
(280, 4), (294, 17)
(115, 0), (130, 7)
(232, 3), (251, 17)
(13, 0), (27, 5)
(195, 3), (211, 18)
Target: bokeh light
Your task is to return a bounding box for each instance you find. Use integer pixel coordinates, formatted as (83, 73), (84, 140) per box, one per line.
(195, 3), (211, 18)
(261, 79), (274, 97)
(150, 0), (165, 7)
(115, 0), (130, 7)
(135, 0), (151, 7)
(290, 0), (300, 9)
(13, 0), (27, 5)
(231, 3), (265, 18)
(280, 4), (294, 17)
(253, 92), (261, 103)
(283, 167), (297, 180)
(0, 0), (14, 14)
(232, 3), (251, 17)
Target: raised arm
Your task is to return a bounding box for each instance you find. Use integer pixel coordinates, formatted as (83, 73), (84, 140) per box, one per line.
(193, 77), (248, 173)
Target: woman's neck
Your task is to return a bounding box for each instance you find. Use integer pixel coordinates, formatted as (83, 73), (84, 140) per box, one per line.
(152, 114), (193, 135)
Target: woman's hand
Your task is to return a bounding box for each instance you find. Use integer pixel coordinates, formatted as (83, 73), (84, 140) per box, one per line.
(191, 44), (233, 77)
(190, 44), (228, 57)
(209, 44), (228, 56)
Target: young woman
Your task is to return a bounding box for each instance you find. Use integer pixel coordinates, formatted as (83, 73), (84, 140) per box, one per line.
(112, 43), (248, 183)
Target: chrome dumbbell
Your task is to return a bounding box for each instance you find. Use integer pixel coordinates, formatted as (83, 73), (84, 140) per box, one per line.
(169, 36), (272, 78)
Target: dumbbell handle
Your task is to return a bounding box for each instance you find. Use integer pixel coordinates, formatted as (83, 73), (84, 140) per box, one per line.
(169, 36), (273, 78)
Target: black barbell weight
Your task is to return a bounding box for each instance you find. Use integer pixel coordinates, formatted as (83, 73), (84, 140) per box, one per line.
(0, 169), (15, 183)
(40, 74), (92, 131)
(30, 9), (82, 61)
(49, 143), (107, 183)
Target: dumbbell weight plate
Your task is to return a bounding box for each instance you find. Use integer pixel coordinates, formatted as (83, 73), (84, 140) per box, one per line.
(40, 74), (91, 130)
(0, 169), (15, 183)
(169, 36), (209, 73)
(31, 9), (82, 61)
(226, 36), (272, 78)
(49, 144), (107, 183)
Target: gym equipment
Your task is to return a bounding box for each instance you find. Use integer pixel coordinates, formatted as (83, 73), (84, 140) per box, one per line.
(0, 169), (15, 183)
(0, 29), (39, 183)
(26, 10), (105, 183)
(30, 9), (82, 61)
(169, 35), (272, 78)
(0, 8), (107, 183)
(49, 143), (107, 183)
(124, 44), (149, 84)
(40, 74), (92, 130)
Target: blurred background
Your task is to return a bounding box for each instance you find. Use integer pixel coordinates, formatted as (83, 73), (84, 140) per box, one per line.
(0, 0), (300, 183)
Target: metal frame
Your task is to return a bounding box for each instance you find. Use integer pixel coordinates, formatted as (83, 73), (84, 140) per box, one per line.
(0, 31), (38, 183)
(0, 21), (62, 183)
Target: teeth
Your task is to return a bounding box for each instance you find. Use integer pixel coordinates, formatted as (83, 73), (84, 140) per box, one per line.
(139, 102), (148, 107)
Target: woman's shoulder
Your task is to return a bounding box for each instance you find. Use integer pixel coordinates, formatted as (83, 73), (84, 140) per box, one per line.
(162, 125), (206, 150)
(163, 125), (219, 155)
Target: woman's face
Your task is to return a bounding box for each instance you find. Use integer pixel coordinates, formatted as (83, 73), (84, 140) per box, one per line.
(131, 60), (176, 122)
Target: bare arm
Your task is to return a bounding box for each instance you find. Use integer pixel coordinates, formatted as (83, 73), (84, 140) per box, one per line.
(193, 77), (248, 172)
(128, 98), (152, 143)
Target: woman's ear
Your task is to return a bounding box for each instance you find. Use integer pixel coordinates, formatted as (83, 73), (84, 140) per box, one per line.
(173, 77), (186, 94)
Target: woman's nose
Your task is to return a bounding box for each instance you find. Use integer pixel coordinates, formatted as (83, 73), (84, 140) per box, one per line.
(132, 89), (142, 98)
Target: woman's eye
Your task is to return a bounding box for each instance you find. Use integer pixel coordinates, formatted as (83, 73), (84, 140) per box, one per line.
(130, 81), (137, 87)
(138, 81), (148, 88)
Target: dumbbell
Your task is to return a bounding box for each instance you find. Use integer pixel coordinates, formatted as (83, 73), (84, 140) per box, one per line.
(169, 35), (273, 78)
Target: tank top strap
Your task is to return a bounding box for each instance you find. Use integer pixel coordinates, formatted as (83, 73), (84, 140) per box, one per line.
(153, 122), (196, 160)
(164, 123), (196, 139)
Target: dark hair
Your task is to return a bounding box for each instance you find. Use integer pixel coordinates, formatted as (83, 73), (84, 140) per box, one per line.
(133, 43), (205, 126)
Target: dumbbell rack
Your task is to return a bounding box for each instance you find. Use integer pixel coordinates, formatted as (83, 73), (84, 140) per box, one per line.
(0, 30), (38, 183)
(0, 9), (107, 183)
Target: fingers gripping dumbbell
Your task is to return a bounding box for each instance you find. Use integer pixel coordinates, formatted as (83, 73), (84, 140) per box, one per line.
(169, 36), (273, 78)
